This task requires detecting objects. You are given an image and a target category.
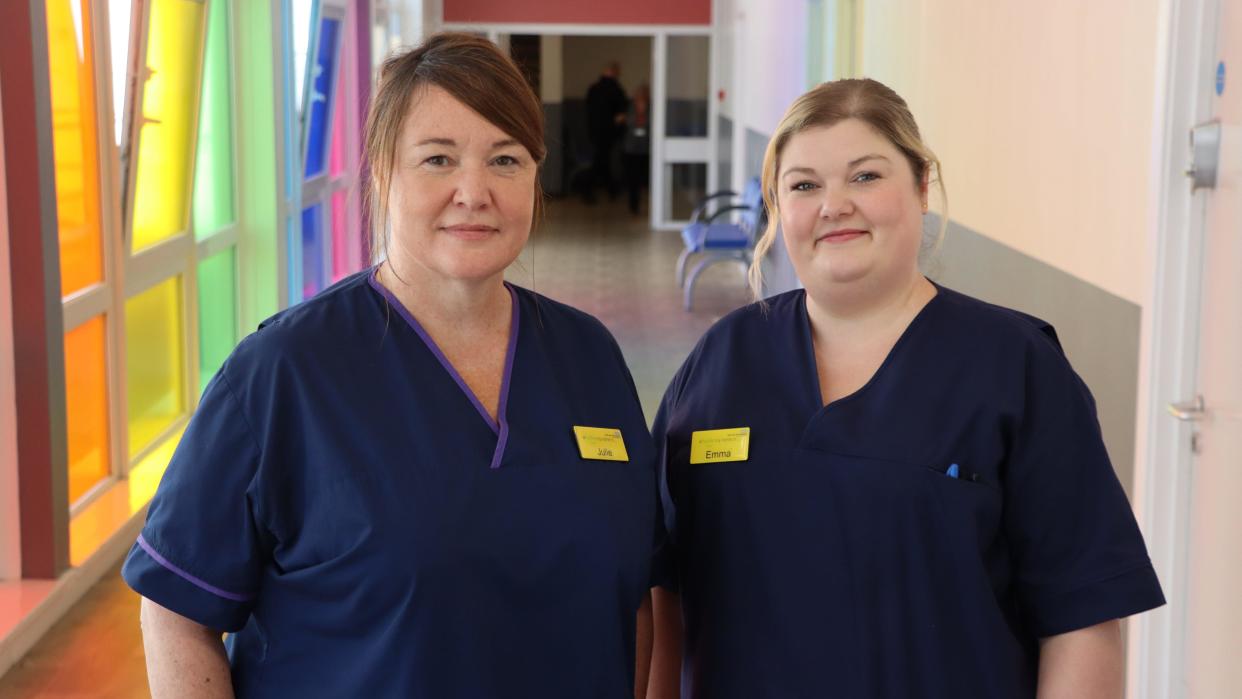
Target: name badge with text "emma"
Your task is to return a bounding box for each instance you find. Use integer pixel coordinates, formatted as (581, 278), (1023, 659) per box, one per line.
(573, 426), (629, 462)
(690, 427), (750, 464)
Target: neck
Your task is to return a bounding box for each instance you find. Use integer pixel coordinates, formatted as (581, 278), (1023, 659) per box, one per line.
(804, 272), (935, 344)
(376, 259), (510, 334)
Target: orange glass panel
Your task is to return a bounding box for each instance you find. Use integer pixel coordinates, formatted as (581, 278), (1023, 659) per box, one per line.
(64, 316), (111, 504)
(46, 0), (104, 296)
(130, 0), (207, 250)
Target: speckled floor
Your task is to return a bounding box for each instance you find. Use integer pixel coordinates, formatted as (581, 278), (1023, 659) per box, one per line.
(0, 197), (752, 697)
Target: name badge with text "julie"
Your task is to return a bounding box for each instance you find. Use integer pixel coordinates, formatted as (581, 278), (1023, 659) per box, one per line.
(690, 427), (750, 464)
(573, 426), (629, 462)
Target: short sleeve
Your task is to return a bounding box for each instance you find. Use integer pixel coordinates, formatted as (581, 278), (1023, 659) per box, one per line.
(121, 366), (268, 632)
(1003, 336), (1164, 637)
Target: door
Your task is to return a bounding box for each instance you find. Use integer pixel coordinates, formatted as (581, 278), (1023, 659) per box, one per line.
(1178, 0), (1242, 694)
(651, 33), (715, 229)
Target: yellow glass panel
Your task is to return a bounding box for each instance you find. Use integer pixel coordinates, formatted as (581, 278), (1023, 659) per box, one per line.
(128, 424), (186, 513)
(46, 0), (104, 296)
(130, 0), (207, 250)
(64, 316), (110, 504)
(125, 277), (185, 458)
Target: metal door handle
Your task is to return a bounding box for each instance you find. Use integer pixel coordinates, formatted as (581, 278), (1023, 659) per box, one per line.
(1168, 395), (1207, 421)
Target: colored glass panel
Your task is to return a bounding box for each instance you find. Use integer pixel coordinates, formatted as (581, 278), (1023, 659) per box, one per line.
(46, 0), (104, 297)
(131, 0), (207, 251)
(331, 189), (348, 281)
(304, 16), (341, 179)
(64, 316), (110, 504)
(125, 277), (185, 459)
(192, 0), (236, 237)
(328, 44), (346, 178)
(302, 204), (325, 298)
(197, 248), (237, 393)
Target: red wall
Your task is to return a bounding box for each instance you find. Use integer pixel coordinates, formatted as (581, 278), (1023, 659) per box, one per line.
(444, 0), (710, 25)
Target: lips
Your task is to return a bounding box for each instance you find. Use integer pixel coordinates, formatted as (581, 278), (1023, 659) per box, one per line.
(442, 224), (499, 240)
(816, 228), (868, 244)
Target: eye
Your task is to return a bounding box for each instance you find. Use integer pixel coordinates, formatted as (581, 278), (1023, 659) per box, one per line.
(492, 154), (521, 167)
(790, 181), (817, 192)
(423, 155), (451, 167)
(852, 171), (880, 183)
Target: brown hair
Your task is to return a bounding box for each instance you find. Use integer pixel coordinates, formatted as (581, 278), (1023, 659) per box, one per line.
(363, 33), (547, 263)
(749, 78), (948, 298)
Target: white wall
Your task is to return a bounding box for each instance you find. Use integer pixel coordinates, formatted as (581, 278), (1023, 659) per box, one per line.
(0, 78), (21, 580)
(734, 0), (809, 139)
(857, 1), (1161, 306)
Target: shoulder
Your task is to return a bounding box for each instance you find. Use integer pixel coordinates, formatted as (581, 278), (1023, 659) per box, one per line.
(699, 289), (802, 349)
(930, 284), (1065, 357)
(663, 290), (801, 399)
(226, 271), (379, 380)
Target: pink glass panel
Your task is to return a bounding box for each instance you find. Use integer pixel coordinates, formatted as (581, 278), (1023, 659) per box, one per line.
(331, 189), (348, 280)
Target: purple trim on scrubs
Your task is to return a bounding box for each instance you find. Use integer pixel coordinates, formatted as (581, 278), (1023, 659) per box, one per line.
(489, 284), (520, 469)
(367, 271), (519, 468)
(136, 533), (254, 602)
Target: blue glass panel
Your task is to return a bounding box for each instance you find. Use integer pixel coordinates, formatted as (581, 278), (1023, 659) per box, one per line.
(301, 204), (325, 298)
(303, 16), (340, 179)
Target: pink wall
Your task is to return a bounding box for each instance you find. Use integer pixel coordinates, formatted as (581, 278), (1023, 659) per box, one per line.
(444, 0), (710, 25)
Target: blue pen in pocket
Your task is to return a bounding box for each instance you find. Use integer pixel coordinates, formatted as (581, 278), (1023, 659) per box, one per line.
(945, 463), (960, 479)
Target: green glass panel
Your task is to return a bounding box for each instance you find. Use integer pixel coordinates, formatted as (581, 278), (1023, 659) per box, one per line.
(192, 0), (236, 237)
(197, 248), (237, 392)
(125, 277), (185, 459)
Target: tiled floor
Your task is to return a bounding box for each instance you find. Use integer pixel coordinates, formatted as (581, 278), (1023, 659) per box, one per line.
(0, 197), (753, 697)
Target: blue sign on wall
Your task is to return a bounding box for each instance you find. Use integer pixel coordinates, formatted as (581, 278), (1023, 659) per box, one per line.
(1217, 61), (1226, 96)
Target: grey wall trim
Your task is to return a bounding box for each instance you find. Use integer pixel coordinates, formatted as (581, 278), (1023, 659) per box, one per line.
(929, 215), (1141, 496)
(717, 114), (733, 191)
(745, 127), (767, 182)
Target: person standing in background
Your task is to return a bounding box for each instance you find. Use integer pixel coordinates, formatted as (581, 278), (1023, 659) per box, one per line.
(622, 84), (652, 216)
(585, 61), (628, 203)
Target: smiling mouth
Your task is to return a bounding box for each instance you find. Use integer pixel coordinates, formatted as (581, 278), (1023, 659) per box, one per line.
(442, 225), (499, 239)
(816, 229), (868, 244)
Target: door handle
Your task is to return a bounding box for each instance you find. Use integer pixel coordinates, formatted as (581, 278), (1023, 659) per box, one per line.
(1168, 395), (1207, 421)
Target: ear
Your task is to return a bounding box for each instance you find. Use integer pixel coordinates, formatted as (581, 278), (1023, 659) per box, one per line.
(920, 164), (931, 210)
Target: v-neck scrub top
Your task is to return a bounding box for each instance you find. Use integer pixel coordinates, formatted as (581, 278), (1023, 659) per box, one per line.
(653, 285), (1164, 698)
(122, 270), (657, 697)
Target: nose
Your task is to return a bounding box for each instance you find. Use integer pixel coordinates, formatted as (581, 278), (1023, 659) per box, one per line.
(452, 164), (492, 210)
(819, 187), (853, 220)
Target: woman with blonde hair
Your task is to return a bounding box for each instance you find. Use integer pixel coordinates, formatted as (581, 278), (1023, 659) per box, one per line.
(125, 33), (656, 697)
(648, 78), (1163, 698)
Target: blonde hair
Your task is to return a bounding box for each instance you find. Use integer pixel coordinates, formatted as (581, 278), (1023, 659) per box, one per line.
(363, 33), (547, 263)
(748, 78), (948, 299)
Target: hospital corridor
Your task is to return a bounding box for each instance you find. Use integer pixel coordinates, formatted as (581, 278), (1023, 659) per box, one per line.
(1, 0), (1240, 697)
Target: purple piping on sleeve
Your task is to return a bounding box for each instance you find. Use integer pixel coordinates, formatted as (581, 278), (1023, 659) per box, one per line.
(136, 534), (254, 602)
(368, 273), (500, 434)
(488, 284), (520, 469)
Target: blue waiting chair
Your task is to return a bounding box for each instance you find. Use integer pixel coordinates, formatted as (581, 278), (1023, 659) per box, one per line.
(677, 177), (764, 310)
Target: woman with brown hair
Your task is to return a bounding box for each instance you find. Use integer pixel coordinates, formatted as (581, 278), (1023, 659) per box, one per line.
(124, 33), (656, 697)
(648, 78), (1164, 698)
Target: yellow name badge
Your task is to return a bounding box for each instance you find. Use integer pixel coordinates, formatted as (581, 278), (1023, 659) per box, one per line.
(573, 426), (630, 462)
(690, 427), (751, 464)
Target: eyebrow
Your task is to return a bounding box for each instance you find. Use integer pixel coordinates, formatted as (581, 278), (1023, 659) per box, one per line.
(781, 154), (891, 178)
(412, 137), (522, 150)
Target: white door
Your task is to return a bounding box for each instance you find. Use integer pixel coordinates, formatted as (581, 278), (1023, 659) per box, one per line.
(651, 33), (715, 230)
(1178, 0), (1242, 694)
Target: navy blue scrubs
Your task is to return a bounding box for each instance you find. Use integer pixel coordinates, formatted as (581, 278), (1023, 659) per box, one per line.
(653, 284), (1164, 698)
(123, 270), (656, 697)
